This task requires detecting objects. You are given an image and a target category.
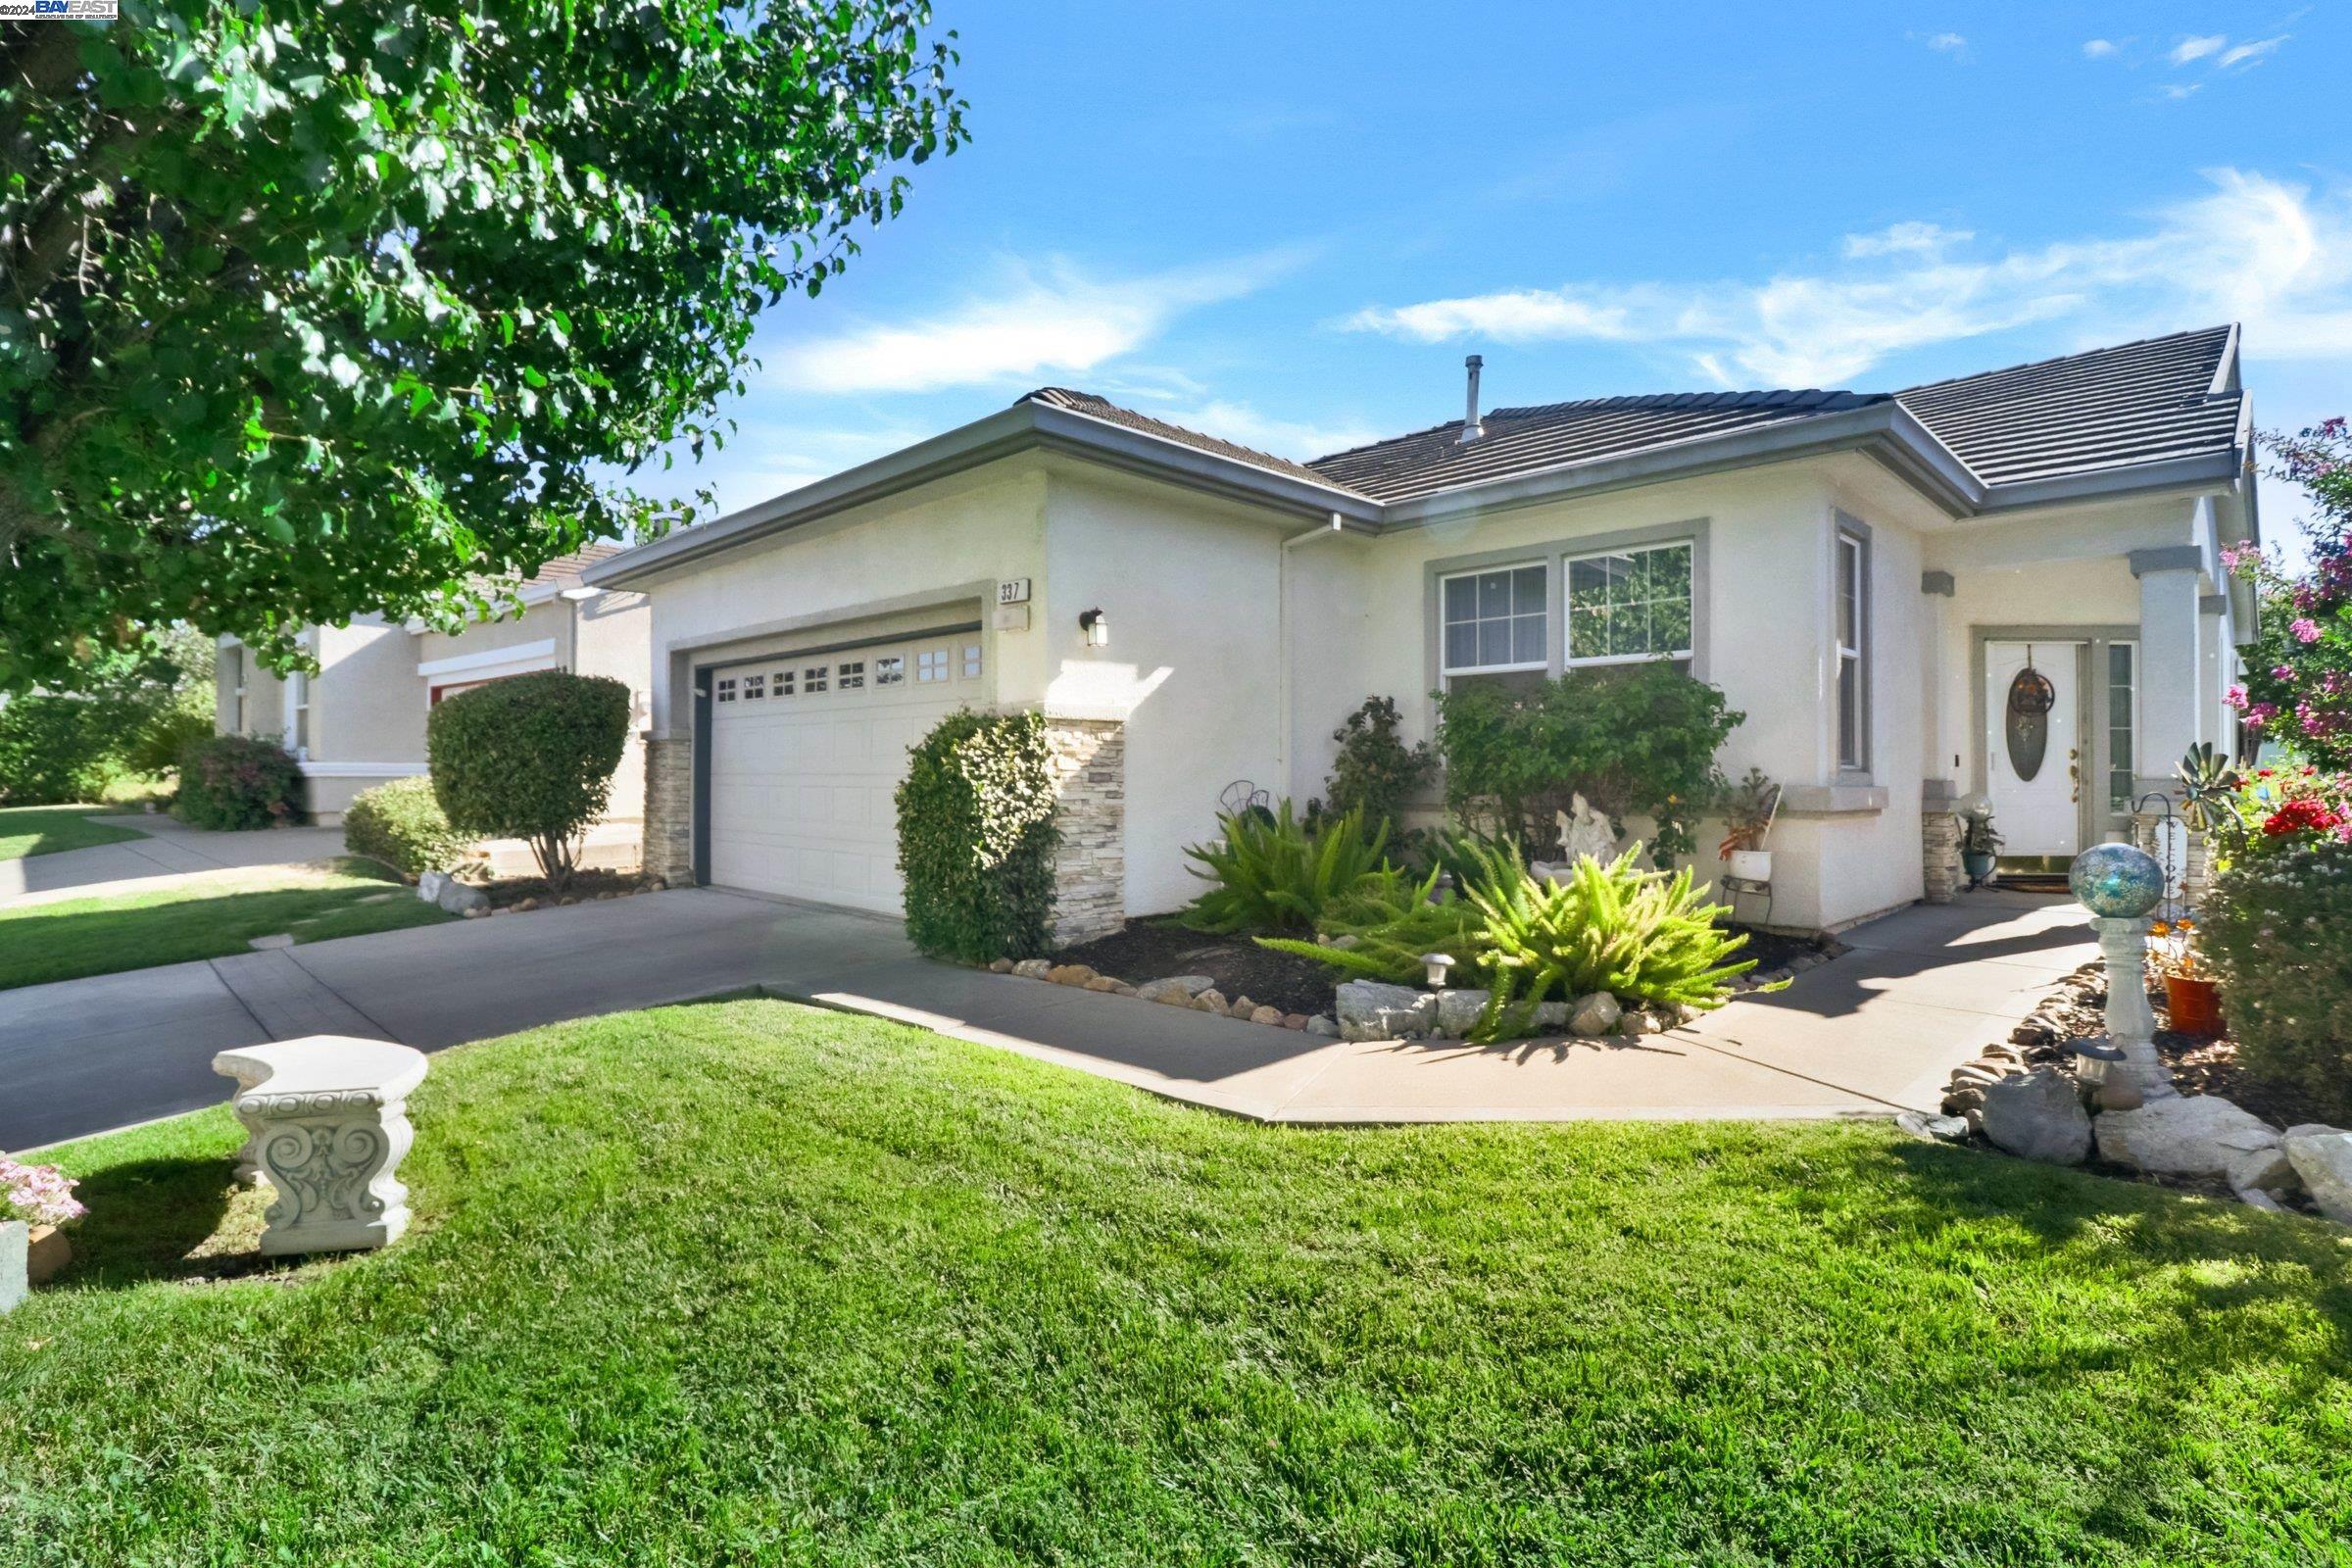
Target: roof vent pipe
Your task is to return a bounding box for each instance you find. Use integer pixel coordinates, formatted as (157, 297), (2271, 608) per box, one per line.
(1458, 355), (1485, 443)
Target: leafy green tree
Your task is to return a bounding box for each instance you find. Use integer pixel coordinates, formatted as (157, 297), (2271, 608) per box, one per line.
(2227, 420), (2352, 769)
(1, 2), (965, 693)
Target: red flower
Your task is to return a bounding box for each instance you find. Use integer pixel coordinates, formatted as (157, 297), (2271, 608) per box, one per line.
(2263, 797), (2346, 837)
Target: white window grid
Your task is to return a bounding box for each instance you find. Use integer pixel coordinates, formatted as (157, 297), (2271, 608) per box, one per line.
(875, 656), (905, 687)
(805, 665), (828, 693)
(1835, 532), (1866, 771)
(2108, 641), (2139, 812)
(742, 672), (765, 701)
(1439, 562), (1548, 678)
(962, 643), (983, 679)
(715, 676), (738, 703)
(838, 661), (864, 690)
(1564, 542), (1694, 669)
(773, 667), (795, 697)
(915, 649), (949, 683)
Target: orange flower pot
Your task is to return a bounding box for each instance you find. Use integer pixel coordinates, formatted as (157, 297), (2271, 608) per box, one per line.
(2164, 974), (2224, 1038)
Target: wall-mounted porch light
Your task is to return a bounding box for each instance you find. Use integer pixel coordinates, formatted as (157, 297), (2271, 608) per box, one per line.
(1078, 607), (1109, 649)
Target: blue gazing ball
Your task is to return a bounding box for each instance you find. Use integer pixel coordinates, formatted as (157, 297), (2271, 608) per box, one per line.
(2069, 843), (2165, 918)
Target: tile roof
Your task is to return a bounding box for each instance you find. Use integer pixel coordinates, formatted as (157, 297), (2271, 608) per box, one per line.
(1893, 324), (2241, 486)
(522, 543), (627, 588)
(1015, 325), (2242, 511)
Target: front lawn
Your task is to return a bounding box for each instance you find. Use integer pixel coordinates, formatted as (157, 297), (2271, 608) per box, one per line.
(0, 804), (148, 862)
(7, 1000), (2348, 1564)
(0, 858), (452, 990)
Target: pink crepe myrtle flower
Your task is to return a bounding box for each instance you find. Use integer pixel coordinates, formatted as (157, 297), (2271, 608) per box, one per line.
(2225, 684), (2250, 710)
(2245, 702), (2279, 729)
(2275, 664), (2299, 680)
(2291, 617), (2324, 644)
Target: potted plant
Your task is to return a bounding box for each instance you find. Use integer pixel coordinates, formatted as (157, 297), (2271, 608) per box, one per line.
(1959, 802), (2002, 885)
(1715, 767), (1781, 882)
(2149, 916), (2224, 1037)
(1, 1155), (84, 1306)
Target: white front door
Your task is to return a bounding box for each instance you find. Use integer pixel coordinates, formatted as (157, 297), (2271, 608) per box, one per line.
(1985, 640), (2082, 858)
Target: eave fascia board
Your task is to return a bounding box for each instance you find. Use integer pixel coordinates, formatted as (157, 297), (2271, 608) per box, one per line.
(586, 404), (1381, 588)
(1973, 451), (2243, 514)
(1374, 401), (1986, 529)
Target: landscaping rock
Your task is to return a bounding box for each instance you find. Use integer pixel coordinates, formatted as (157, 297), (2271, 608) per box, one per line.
(2282, 1126), (2352, 1224)
(2093, 1095), (2281, 1182)
(1624, 1010), (1665, 1036)
(988, 958), (1014, 974)
(514, 898), (539, 912)
(417, 869), (451, 905)
(1336, 980), (1434, 1042)
(1136, 975), (1213, 1004)
(436, 879), (490, 917)
(1896, 1109), (1971, 1144)
(2234, 1187), (2287, 1213)
(1194, 989), (1230, 1014)
(1250, 1005), (1285, 1027)
(1281, 1013), (1309, 1030)
(1226, 995), (1259, 1019)
(1045, 964), (1096, 987)
(1980, 1070), (2092, 1165)
(1534, 1001), (1571, 1032)
(2227, 1144), (2300, 1196)
(1010, 958), (1053, 979)
(1941, 1084), (1986, 1117)
(1434, 988), (1490, 1038)
(1569, 991), (1622, 1038)
(1083, 976), (1122, 993)
(1305, 1014), (1340, 1038)
(1108, 980), (1138, 997)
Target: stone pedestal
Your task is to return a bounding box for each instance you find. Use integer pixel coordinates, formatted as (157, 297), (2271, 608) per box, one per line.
(2095, 915), (2176, 1102)
(214, 1037), (430, 1255)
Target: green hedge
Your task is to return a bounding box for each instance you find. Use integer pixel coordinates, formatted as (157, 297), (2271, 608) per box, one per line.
(2202, 838), (2352, 1122)
(896, 709), (1060, 962)
(344, 776), (475, 878)
(427, 671), (630, 888)
(173, 733), (303, 829)
(0, 696), (136, 805)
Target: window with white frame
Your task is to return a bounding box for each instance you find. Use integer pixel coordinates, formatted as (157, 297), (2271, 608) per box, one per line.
(289, 670), (310, 755)
(715, 676), (738, 703)
(875, 656), (905, 687)
(225, 647), (248, 732)
(805, 664), (828, 694)
(1835, 529), (1868, 772)
(1440, 563), (1547, 681)
(2108, 641), (2138, 812)
(742, 672), (765, 701)
(962, 642), (983, 679)
(773, 667), (795, 697)
(915, 648), (949, 683)
(838, 660), (865, 690)
(1565, 542), (1693, 667)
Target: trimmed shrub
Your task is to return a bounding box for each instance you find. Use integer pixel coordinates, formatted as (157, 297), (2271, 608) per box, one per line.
(1177, 802), (1390, 935)
(1436, 662), (1742, 863)
(173, 733), (303, 829)
(1314, 696), (1434, 835)
(345, 776), (475, 878)
(428, 671), (630, 890)
(2202, 837), (2352, 1122)
(895, 709), (1060, 963)
(0, 696), (135, 805)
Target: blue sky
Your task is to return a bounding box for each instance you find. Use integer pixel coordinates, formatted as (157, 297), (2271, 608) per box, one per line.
(649, 3), (2350, 556)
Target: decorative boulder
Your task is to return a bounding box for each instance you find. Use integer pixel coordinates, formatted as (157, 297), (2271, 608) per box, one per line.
(2283, 1126), (2352, 1224)
(1045, 964), (1097, 987)
(1010, 958), (1054, 980)
(435, 878), (490, 917)
(2093, 1095), (2282, 1182)
(1980, 1070), (2092, 1165)
(1194, 989), (1230, 1014)
(1534, 1001), (1571, 1032)
(417, 868), (450, 906)
(1336, 980), (1435, 1042)
(1304, 1014), (1340, 1038)
(1434, 988), (1491, 1038)
(1249, 1005), (1285, 1027)
(1136, 974), (1214, 1004)
(1569, 992), (1623, 1038)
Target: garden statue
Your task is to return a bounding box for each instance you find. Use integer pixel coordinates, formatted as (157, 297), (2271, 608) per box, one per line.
(1554, 794), (1618, 867)
(2067, 843), (2177, 1107)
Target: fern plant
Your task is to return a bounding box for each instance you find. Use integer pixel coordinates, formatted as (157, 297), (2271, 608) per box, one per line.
(1256, 865), (1487, 985)
(1466, 844), (1762, 1041)
(1177, 802), (1391, 934)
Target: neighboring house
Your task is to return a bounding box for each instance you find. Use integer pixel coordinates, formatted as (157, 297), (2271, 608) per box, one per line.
(216, 547), (652, 828)
(585, 325), (2259, 937)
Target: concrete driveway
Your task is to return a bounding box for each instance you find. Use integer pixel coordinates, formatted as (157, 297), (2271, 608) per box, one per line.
(1, 814), (350, 908)
(2, 884), (2090, 1152)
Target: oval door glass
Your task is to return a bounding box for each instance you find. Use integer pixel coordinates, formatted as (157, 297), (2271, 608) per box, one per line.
(2005, 671), (2049, 781)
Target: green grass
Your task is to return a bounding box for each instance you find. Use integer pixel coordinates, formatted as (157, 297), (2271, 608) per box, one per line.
(5, 1001), (2349, 1565)
(0, 804), (148, 861)
(0, 858), (453, 989)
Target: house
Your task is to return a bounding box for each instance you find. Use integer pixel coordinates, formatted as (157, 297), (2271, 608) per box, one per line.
(583, 325), (2260, 937)
(215, 547), (653, 833)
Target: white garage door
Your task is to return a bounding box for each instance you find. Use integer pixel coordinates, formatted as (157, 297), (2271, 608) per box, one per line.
(706, 629), (986, 913)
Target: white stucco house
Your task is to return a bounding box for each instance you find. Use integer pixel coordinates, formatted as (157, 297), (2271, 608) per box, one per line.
(585, 325), (2260, 937)
(216, 547), (652, 830)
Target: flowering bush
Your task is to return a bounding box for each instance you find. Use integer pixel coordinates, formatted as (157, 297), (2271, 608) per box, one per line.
(1, 1157), (85, 1229)
(2202, 835), (2352, 1122)
(173, 733), (303, 830)
(2225, 420), (2352, 766)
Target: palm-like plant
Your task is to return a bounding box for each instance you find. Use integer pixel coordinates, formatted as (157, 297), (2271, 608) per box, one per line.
(1255, 864), (1487, 985)
(1177, 802), (1392, 934)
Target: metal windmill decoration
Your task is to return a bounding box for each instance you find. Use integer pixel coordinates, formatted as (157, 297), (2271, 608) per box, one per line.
(2004, 643), (2057, 782)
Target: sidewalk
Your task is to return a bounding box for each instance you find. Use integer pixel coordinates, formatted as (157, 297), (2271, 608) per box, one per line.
(0, 814), (349, 908)
(5, 885), (2089, 1152)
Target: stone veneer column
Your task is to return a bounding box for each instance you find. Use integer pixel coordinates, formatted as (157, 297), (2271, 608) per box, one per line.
(1921, 801), (1961, 905)
(1044, 717), (1125, 945)
(641, 736), (694, 885)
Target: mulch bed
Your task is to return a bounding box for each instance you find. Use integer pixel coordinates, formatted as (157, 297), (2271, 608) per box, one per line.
(1049, 918), (1839, 1021)
(2031, 969), (2328, 1131)
(476, 867), (665, 911)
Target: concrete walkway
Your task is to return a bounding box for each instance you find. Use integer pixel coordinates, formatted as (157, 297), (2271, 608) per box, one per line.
(0, 814), (349, 908)
(3, 884), (2089, 1152)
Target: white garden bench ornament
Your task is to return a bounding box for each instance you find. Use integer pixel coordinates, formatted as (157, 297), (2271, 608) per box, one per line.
(213, 1036), (428, 1255)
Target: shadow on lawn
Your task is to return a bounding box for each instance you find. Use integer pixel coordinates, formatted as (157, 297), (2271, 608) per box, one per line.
(61, 1153), (270, 1286)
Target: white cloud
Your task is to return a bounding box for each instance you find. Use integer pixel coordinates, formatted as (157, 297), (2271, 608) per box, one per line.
(2170, 33), (2228, 65)
(1345, 170), (2352, 386)
(1924, 31), (1966, 54)
(1843, 221), (1972, 259)
(2217, 35), (2287, 69)
(2160, 82), (2203, 101)
(2082, 38), (2119, 59)
(767, 253), (1300, 394)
